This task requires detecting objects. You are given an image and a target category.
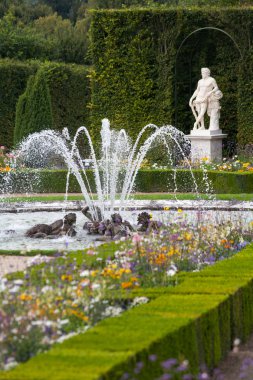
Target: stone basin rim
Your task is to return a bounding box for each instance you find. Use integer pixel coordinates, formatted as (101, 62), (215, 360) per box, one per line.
(0, 200), (253, 213)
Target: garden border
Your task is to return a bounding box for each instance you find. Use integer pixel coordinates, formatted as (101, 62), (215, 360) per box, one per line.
(1, 169), (253, 194)
(1, 244), (253, 379)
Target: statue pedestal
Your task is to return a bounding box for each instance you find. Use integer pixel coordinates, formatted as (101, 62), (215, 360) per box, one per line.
(186, 129), (227, 162)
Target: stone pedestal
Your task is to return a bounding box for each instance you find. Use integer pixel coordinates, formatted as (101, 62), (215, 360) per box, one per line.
(186, 129), (227, 162)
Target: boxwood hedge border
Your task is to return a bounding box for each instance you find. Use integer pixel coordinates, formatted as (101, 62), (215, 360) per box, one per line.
(1, 169), (253, 194)
(1, 244), (253, 379)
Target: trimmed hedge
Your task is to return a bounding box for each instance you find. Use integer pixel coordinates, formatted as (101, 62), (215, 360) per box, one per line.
(1, 243), (253, 379)
(1, 169), (253, 194)
(90, 8), (253, 147)
(0, 59), (38, 148)
(15, 67), (53, 141)
(0, 59), (91, 147)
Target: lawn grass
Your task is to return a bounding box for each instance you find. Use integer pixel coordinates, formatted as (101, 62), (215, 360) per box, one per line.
(1, 193), (253, 202)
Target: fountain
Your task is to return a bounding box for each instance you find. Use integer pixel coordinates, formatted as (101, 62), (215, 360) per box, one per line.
(0, 118), (252, 251)
(16, 118), (196, 223)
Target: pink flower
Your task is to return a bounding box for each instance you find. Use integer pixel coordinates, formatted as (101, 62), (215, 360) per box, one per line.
(87, 249), (96, 256)
(132, 234), (142, 244)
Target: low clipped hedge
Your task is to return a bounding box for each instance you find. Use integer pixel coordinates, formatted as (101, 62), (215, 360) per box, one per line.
(1, 244), (253, 379)
(1, 169), (253, 194)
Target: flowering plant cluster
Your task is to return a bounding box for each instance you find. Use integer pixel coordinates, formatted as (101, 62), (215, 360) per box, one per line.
(0, 215), (251, 371)
(0, 251), (148, 370)
(0, 146), (15, 172)
(180, 156), (253, 172)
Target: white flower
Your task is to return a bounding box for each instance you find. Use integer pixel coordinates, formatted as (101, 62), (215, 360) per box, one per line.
(13, 279), (23, 286)
(41, 286), (53, 294)
(91, 283), (100, 290)
(0, 278), (7, 292)
(80, 270), (90, 277)
(131, 297), (149, 307)
(9, 286), (20, 294)
(166, 262), (178, 277)
(57, 332), (77, 343)
(166, 265), (177, 277)
(31, 320), (44, 326)
(4, 359), (18, 371)
(233, 338), (240, 346)
(59, 319), (69, 325)
(103, 306), (123, 317)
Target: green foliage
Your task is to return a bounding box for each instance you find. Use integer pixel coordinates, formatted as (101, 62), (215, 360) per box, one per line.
(1, 169), (253, 193)
(32, 13), (89, 64)
(41, 62), (91, 138)
(25, 68), (53, 137)
(0, 8), (88, 64)
(90, 8), (253, 148)
(237, 50), (253, 146)
(1, 243), (253, 379)
(0, 59), (38, 147)
(14, 75), (35, 144)
(14, 68), (53, 143)
(0, 59), (90, 147)
(0, 11), (54, 61)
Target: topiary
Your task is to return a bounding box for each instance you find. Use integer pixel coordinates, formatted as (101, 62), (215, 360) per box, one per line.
(25, 67), (53, 137)
(14, 75), (35, 145)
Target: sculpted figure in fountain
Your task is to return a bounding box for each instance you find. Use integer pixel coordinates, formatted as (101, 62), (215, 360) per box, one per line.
(189, 68), (223, 131)
(25, 213), (77, 238)
(137, 212), (161, 233)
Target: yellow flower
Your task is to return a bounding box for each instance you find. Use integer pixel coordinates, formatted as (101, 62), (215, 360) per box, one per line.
(243, 162), (250, 168)
(19, 293), (32, 301)
(177, 208), (183, 213)
(164, 206), (170, 211)
(69, 309), (89, 322)
(184, 232), (192, 241)
(61, 274), (73, 281)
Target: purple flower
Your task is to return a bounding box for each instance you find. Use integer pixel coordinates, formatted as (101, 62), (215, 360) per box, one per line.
(161, 358), (178, 370)
(134, 361), (143, 374)
(159, 374), (172, 380)
(149, 354), (157, 362)
(198, 373), (209, 380)
(120, 373), (130, 380)
(183, 375), (193, 380)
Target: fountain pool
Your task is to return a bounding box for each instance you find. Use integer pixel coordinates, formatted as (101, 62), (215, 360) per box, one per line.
(1, 204), (252, 251)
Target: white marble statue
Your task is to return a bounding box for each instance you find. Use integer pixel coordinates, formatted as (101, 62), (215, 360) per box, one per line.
(189, 68), (223, 131)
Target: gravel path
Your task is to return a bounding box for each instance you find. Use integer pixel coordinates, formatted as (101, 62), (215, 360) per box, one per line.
(0, 255), (31, 276)
(211, 336), (253, 379)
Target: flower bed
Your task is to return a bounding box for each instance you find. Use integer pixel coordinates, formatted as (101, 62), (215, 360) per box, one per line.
(0, 216), (252, 377)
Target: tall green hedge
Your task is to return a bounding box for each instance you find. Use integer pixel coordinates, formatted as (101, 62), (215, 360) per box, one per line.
(90, 8), (253, 147)
(0, 59), (38, 147)
(14, 75), (35, 145)
(237, 51), (253, 146)
(15, 68), (53, 141)
(0, 59), (91, 147)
